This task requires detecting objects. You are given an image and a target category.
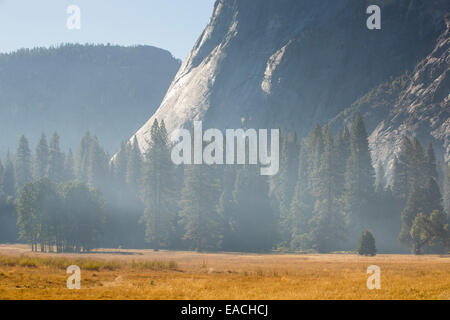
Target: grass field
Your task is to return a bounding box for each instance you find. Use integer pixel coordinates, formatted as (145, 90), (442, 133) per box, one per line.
(0, 244), (448, 300)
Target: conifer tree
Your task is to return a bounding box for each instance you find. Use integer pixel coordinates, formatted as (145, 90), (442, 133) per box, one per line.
(289, 146), (313, 250)
(271, 131), (299, 244)
(309, 127), (345, 253)
(126, 136), (143, 190)
(180, 163), (222, 252)
(399, 182), (425, 248)
(141, 120), (177, 250)
(87, 136), (109, 190)
(391, 137), (414, 199)
(3, 153), (16, 197)
(15, 135), (33, 191)
(74, 132), (92, 182)
(48, 132), (65, 183)
(64, 149), (75, 182)
(357, 230), (376, 256)
(444, 163), (450, 221)
(344, 114), (375, 230)
(33, 133), (49, 180)
(425, 142), (439, 183)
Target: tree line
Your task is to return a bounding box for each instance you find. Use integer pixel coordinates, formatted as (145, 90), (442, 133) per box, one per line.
(0, 114), (449, 253)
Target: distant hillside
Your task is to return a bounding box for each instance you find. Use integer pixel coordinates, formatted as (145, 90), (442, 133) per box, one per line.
(0, 44), (181, 154)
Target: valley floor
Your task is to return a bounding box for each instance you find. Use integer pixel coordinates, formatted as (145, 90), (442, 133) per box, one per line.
(0, 244), (448, 300)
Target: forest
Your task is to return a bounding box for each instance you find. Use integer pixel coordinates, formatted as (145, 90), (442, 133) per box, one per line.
(0, 114), (449, 254)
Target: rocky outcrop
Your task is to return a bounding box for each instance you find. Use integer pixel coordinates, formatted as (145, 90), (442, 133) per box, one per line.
(133, 0), (449, 168)
(332, 14), (449, 172)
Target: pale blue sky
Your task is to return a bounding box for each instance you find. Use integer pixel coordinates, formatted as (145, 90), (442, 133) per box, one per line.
(0, 0), (215, 59)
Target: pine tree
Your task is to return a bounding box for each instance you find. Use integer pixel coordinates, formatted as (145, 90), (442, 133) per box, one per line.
(2, 153), (16, 197)
(411, 138), (426, 186)
(444, 163), (450, 222)
(289, 146), (313, 250)
(334, 126), (351, 198)
(141, 120), (177, 251)
(271, 131), (299, 244)
(180, 163), (222, 252)
(425, 142), (439, 183)
(357, 230), (377, 256)
(74, 132), (92, 182)
(126, 136), (143, 190)
(15, 135), (33, 191)
(87, 136), (109, 190)
(344, 114), (375, 231)
(391, 137), (414, 199)
(309, 127), (346, 253)
(48, 132), (65, 183)
(216, 165), (237, 251)
(64, 149), (75, 182)
(399, 182), (425, 248)
(33, 133), (49, 180)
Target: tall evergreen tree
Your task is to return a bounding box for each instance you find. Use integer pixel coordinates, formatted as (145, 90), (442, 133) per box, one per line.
(309, 127), (346, 253)
(271, 131), (299, 244)
(126, 136), (143, 190)
(48, 132), (65, 183)
(15, 135), (33, 191)
(289, 145), (313, 250)
(74, 132), (92, 182)
(33, 133), (49, 180)
(3, 153), (16, 197)
(343, 114), (375, 231)
(64, 149), (75, 182)
(180, 163), (222, 252)
(87, 136), (109, 189)
(444, 163), (450, 222)
(425, 142), (439, 183)
(141, 120), (177, 250)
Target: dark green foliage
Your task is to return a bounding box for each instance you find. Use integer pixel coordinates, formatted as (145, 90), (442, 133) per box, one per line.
(410, 210), (449, 255)
(357, 230), (376, 256)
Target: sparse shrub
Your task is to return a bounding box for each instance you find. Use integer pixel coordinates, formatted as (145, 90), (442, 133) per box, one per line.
(357, 230), (377, 256)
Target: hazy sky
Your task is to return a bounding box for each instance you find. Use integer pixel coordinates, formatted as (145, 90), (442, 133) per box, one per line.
(0, 0), (215, 59)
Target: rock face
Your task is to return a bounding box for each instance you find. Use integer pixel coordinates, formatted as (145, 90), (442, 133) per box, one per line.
(0, 44), (180, 154)
(331, 14), (450, 171)
(134, 0), (449, 167)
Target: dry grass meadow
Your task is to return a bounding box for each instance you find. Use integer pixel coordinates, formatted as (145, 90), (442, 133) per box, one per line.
(0, 244), (448, 300)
